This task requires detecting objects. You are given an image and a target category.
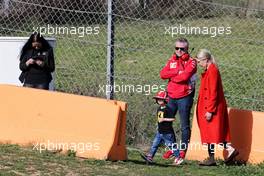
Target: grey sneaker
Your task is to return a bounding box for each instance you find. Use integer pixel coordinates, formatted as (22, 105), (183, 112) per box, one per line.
(199, 157), (217, 166)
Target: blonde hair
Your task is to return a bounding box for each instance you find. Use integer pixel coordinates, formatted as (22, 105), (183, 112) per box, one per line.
(196, 49), (216, 65)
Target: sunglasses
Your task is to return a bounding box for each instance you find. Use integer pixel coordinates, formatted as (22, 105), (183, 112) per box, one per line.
(175, 47), (186, 51)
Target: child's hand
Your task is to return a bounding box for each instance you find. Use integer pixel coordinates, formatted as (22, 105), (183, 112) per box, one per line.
(158, 117), (164, 123)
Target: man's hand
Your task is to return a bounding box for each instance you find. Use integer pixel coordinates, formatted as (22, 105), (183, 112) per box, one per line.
(178, 70), (184, 74)
(205, 112), (213, 121)
(26, 58), (35, 66)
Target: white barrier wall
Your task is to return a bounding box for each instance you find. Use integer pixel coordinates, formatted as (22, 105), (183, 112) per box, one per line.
(0, 37), (56, 90)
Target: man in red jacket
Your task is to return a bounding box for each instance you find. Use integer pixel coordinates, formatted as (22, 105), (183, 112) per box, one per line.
(160, 38), (197, 165)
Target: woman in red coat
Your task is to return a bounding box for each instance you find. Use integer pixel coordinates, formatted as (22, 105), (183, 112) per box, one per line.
(195, 49), (238, 166)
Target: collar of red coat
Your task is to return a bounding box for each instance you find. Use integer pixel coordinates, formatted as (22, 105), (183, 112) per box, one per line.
(201, 63), (215, 76)
(171, 54), (190, 61)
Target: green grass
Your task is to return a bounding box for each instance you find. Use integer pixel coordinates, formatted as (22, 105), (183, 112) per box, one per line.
(0, 144), (263, 175)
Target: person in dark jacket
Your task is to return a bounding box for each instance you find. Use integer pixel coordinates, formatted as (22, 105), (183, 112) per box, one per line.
(19, 32), (55, 90)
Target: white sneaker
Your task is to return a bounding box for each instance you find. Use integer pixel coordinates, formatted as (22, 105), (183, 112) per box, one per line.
(173, 157), (184, 165)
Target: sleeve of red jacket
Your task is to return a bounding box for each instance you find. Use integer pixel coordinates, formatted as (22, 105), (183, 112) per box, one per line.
(207, 67), (219, 113)
(160, 58), (178, 79)
(170, 59), (197, 83)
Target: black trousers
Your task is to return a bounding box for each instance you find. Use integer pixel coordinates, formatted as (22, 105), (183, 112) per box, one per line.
(23, 83), (49, 90)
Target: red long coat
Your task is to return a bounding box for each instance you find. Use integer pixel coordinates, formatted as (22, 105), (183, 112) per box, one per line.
(197, 64), (230, 144)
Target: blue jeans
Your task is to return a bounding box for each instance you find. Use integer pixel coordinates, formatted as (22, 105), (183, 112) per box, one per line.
(149, 132), (179, 158)
(167, 91), (194, 152)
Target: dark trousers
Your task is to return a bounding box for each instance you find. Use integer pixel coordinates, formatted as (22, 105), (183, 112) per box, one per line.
(23, 83), (49, 90)
(167, 91), (195, 152)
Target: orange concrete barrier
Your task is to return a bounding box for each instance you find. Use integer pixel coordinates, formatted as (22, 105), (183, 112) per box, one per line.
(0, 84), (127, 160)
(187, 106), (264, 164)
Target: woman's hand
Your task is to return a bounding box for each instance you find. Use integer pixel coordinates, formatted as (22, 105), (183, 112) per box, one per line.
(35, 60), (44, 67)
(26, 58), (35, 66)
(205, 112), (213, 121)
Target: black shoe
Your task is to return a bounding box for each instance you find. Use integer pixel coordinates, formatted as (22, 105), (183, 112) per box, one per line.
(225, 149), (239, 164)
(140, 153), (153, 164)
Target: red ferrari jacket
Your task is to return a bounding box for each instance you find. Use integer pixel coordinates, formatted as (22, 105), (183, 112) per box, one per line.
(160, 54), (197, 99)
